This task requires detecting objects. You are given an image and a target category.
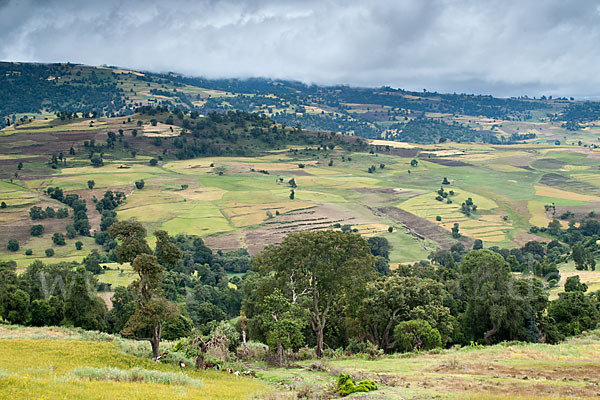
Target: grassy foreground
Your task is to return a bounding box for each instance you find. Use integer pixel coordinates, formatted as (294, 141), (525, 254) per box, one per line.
(1, 325), (600, 399)
(0, 327), (270, 400)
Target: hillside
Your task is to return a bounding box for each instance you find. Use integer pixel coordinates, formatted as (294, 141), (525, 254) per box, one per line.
(2, 62), (600, 147)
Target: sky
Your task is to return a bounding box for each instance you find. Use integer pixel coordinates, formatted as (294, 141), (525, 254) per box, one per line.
(1, 0), (600, 98)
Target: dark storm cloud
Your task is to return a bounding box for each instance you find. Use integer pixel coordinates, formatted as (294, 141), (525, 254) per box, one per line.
(1, 0), (600, 97)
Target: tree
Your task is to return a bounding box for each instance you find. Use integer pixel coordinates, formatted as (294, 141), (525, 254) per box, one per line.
(0, 201), (6, 208)
(410, 159), (418, 167)
(367, 236), (390, 259)
(135, 179), (145, 190)
(109, 221), (180, 359)
(260, 289), (306, 365)
(90, 156), (104, 167)
(52, 232), (66, 246)
(7, 239), (19, 252)
(564, 275), (587, 293)
(473, 239), (483, 250)
(30, 224), (44, 237)
(289, 189), (295, 200)
(442, 177), (450, 185)
(75, 241), (83, 250)
(87, 180), (95, 190)
(149, 158), (158, 166)
(45, 248), (54, 257)
(122, 254), (179, 359)
(108, 221), (152, 263)
(359, 276), (453, 352)
(66, 224), (77, 239)
(460, 250), (523, 343)
(251, 230), (375, 358)
(394, 319), (441, 352)
(451, 223), (460, 238)
(64, 266), (107, 330)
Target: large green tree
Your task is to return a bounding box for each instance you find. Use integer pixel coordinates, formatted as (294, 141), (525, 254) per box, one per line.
(109, 221), (180, 359)
(250, 230), (375, 358)
(359, 275), (454, 352)
(460, 250), (524, 343)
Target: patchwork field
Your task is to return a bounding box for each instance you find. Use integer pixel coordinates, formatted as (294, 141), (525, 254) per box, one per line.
(1, 115), (600, 269)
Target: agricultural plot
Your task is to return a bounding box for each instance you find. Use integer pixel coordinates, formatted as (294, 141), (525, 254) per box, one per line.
(1, 115), (600, 267)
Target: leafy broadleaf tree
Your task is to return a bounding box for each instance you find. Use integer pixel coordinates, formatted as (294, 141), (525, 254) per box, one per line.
(250, 230), (375, 358)
(260, 288), (307, 365)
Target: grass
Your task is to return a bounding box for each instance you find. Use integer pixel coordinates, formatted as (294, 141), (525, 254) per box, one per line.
(0, 335), (270, 400)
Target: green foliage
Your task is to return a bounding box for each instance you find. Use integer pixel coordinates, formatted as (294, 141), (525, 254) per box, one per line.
(394, 319), (442, 352)
(29, 224), (44, 237)
(52, 232), (66, 246)
(7, 239), (19, 252)
(337, 372), (377, 396)
(45, 248), (54, 257)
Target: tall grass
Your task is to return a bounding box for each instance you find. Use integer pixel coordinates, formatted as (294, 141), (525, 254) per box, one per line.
(71, 366), (202, 387)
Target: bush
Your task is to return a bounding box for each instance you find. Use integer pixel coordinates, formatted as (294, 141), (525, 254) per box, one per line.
(236, 341), (269, 361)
(149, 158), (158, 166)
(394, 319), (442, 353)
(7, 239), (19, 252)
(30, 224), (44, 237)
(135, 179), (145, 189)
(52, 232), (66, 246)
(75, 241), (83, 250)
(0, 201), (6, 208)
(436, 216), (442, 221)
(337, 373), (377, 396)
(388, 226), (393, 233)
(45, 248), (54, 257)
(25, 249), (33, 256)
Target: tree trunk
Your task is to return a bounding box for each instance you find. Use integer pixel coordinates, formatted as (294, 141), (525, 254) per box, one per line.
(195, 353), (205, 369)
(276, 340), (285, 366)
(150, 324), (161, 360)
(315, 323), (325, 358)
(484, 323), (498, 344)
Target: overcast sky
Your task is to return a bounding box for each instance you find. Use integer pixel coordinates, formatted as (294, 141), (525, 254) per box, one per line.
(1, 0), (600, 98)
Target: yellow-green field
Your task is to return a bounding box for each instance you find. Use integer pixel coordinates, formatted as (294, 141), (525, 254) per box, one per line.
(0, 328), (270, 400)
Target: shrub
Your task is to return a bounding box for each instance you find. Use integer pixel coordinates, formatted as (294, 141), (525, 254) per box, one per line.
(25, 249), (33, 256)
(135, 179), (145, 189)
(337, 373), (377, 396)
(45, 248), (54, 257)
(30, 224), (44, 237)
(387, 226), (393, 233)
(75, 241), (83, 250)
(436, 216), (442, 221)
(149, 158), (158, 166)
(394, 319), (442, 353)
(7, 239), (19, 252)
(0, 201), (6, 208)
(236, 341), (269, 361)
(52, 232), (66, 246)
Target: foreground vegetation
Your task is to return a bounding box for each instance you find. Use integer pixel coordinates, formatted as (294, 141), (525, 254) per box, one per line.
(1, 325), (600, 399)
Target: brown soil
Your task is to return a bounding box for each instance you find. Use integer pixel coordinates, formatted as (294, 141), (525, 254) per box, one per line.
(378, 206), (472, 249)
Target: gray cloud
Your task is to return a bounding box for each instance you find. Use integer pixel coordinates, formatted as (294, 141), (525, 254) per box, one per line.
(1, 0), (600, 97)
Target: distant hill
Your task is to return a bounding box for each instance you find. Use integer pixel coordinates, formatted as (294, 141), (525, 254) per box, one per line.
(1, 61), (597, 144)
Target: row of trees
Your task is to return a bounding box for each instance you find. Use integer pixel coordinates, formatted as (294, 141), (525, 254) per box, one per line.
(2, 223), (598, 365)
